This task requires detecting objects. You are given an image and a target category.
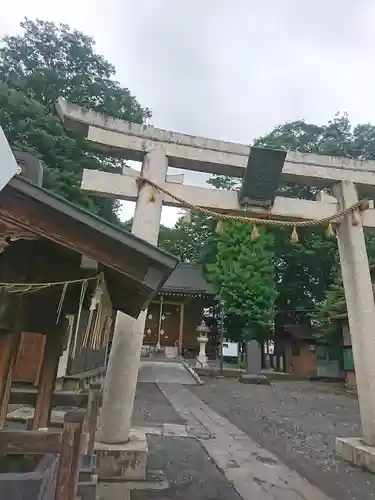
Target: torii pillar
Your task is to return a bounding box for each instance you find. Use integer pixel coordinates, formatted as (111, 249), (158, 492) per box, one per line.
(97, 148), (168, 446)
(334, 181), (375, 469)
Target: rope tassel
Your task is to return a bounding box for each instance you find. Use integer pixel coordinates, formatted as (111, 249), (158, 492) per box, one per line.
(290, 226), (299, 244)
(351, 210), (361, 226)
(326, 221), (335, 237)
(251, 224), (260, 241)
(215, 220), (225, 234)
(181, 211), (191, 226)
(149, 186), (158, 202)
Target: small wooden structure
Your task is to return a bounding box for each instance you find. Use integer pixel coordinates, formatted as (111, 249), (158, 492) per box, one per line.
(142, 263), (215, 352)
(331, 264), (375, 391)
(277, 325), (316, 376)
(0, 410), (85, 500)
(0, 392), (102, 500)
(0, 170), (176, 414)
(274, 325), (342, 379)
(339, 317), (357, 390)
(0, 151), (177, 498)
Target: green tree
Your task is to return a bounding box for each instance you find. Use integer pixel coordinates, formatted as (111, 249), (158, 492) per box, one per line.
(313, 236), (375, 343)
(0, 82), (116, 220)
(166, 212), (216, 263)
(122, 218), (185, 255)
(0, 19), (150, 221)
(204, 114), (375, 340)
(0, 18), (150, 121)
(271, 226), (338, 331)
(207, 221), (278, 343)
(123, 211), (217, 263)
(253, 115), (375, 330)
(312, 272), (346, 344)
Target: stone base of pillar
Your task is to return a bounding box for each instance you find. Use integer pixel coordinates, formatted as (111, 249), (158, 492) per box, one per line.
(239, 374), (270, 385)
(335, 437), (375, 473)
(195, 357), (208, 369)
(95, 429), (148, 481)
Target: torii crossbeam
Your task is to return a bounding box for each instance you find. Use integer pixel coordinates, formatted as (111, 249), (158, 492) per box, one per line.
(57, 98), (375, 474)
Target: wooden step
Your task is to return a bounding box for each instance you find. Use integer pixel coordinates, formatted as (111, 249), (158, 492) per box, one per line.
(77, 481), (97, 500)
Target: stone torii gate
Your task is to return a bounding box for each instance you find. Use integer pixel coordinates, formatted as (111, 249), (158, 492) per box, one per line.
(57, 98), (375, 472)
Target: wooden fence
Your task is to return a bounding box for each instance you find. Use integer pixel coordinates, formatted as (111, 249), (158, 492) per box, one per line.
(0, 383), (101, 500)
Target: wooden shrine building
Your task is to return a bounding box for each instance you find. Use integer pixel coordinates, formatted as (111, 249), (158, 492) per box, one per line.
(143, 263), (215, 352)
(331, 263), (375, 391)
(0, 151), (178, 430)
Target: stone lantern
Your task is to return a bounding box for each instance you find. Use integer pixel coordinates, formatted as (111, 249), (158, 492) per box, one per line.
(195, 320), (210, 369)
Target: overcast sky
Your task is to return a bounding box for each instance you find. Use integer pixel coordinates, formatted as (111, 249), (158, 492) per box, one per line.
(2, 0), (375, 225)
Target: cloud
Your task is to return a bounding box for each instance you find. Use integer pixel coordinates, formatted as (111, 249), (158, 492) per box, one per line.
(2, 0), (375, 225)
(108, 0), (375, 142)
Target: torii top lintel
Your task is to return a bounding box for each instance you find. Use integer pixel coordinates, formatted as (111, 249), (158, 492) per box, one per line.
(56, 98), (375, 195)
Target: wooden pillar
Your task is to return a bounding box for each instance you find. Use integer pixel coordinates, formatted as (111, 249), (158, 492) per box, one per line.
(32, 320), (66, 430)
(0, 329), (21, 427)
(0, 332), (15, 425)
(156, 295), (164, 351)
(54, 409), (85, 500)
(83, 382), (101, 458)
(0, 240), (33, 426)
(178, 302), (185, 356)
(57, 314), (75, 379)
(0, 295), (23, 428)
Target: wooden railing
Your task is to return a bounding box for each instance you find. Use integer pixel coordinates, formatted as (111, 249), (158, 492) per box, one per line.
(0, 383), (102, 500)
(83, 382), (101, 459)
(0, 428), (61, 455)
(0, 410), (84, 500)
(54, 410), (85, 500)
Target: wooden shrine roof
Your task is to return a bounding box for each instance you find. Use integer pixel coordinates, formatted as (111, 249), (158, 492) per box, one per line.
(160, 263), (214, 297)
(0, 175), (178, 317)
(283, 324), (316, 341)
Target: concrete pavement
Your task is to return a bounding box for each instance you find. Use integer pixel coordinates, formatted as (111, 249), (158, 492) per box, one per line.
(137, 361), (198, 385)
(159, 383), (332, 500)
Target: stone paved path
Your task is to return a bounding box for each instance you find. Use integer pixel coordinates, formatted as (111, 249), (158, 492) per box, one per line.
(190, 378), (375, 500)
(133, 382), (185, 425)
(159, 383), (332, 500)
(137, 361), (198, 384)
(131, 435), (242, 500)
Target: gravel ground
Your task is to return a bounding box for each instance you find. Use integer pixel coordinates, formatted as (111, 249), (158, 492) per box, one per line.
(131, 435), (241, 500)
(190, 378), (375, 500)
(132, 382), (184, 425)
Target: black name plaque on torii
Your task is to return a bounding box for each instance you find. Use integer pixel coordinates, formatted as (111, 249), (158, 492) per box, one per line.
(238, 147), (287, 208)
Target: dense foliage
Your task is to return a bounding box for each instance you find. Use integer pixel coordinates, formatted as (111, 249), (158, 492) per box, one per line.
(312, 273), (347, 344)
(0, 18), (150, 221)
(207, 222), (277, 342)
